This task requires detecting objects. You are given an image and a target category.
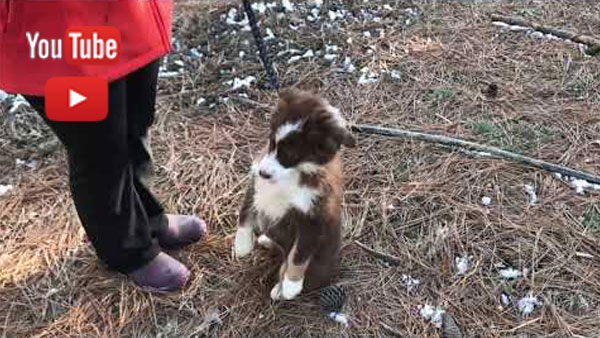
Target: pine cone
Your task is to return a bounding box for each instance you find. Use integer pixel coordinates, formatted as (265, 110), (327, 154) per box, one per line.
(319, 285), (347, 314)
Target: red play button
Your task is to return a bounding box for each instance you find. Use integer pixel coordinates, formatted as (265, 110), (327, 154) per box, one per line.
(45, 77), (108, 121)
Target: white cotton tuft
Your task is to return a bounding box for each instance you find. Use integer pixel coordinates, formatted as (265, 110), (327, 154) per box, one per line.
(231, 76), (256, 90)
(325, 44), (338, 53)
(402, 7), (417, 16)
(389, 70), (402, 80)
(307, 8), (320, 22)
(16, 159), (38, 169)
(358, 68), (379, 85)
(499, 267), (523, 280)
(524, 184), (538, 205)
(328, 312), (349, 326)
(310, 0), (323, 8)
(455, 256), (471, 275)
(481, 196), (492, 206)
(401, 274), (421, 291)
(324, 54), (337, 62)
(158, 71), (181, 78)
(419, 305), (445, 328)
(328, 10), (344, 21)
(553, 172), (600, 194)
(225, 8), (249, 27)
(264, 28), (276, 41)
(343, 57), (356, 73)
(0, 184), (14, 196)
(190, 48), (203, 58)
(571, 178), (591, 194)
(196, 97), (206, 106)
(251, 2), (267, 14)
(281, 0), (294, 12)
(517, 293), (542, 316)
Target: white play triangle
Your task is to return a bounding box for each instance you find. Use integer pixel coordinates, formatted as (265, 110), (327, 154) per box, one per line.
(69, 89), (87, 108)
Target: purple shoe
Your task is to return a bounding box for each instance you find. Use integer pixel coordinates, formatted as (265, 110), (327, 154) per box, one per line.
(129, 252), (190, 292)
(158, 214), (207, 249)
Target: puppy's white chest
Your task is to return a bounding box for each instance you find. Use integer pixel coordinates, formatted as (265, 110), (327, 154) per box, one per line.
(253, 176), (319, 222)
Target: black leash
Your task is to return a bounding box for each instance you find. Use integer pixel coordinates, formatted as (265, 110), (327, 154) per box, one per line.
(242, 0), (281, 91)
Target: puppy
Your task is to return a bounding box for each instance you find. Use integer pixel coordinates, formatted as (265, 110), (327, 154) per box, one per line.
(234, 89), (355, 300)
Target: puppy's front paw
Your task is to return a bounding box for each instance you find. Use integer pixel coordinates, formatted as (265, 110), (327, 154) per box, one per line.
(271, 278), (304, 301)
(234, 227), (254, 258)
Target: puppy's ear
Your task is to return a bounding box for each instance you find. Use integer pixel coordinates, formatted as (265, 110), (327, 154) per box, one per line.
(278, 88), (308, 105)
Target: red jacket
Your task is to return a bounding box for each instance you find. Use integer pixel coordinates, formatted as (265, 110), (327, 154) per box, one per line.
(0, 0), (173, 95)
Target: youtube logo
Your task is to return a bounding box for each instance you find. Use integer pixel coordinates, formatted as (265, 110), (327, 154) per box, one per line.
(45, 77), (108, 121)
(69, 89), (87, 108)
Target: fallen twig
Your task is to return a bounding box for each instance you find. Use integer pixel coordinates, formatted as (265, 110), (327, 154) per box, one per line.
(351, 124), (600, 185)
(490, 14), (600, 54)
(354, 241), (402, 266)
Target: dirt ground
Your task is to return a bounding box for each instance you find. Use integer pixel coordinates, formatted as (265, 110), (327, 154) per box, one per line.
(1, 0), (600, 337)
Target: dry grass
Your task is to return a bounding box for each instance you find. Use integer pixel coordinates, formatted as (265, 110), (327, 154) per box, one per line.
(1, 0), (600, 337)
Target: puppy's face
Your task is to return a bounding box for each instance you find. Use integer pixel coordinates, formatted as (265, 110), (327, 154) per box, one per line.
(255, 90), (355, 182)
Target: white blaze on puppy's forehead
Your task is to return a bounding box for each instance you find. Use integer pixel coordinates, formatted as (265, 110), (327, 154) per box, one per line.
(275, 121), (302, 142)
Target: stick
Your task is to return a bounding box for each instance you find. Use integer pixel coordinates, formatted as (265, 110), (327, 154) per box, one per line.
(490, 14), (600, 51)
(354, 241), (402, 266)
(351, 124), (600, 185)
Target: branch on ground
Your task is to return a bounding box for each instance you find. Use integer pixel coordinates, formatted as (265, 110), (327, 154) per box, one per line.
(490, 14), (600, 55)
(351, 124), (600, 185)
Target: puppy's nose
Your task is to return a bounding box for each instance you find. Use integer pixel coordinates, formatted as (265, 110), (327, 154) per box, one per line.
(259, 170), (272, 179)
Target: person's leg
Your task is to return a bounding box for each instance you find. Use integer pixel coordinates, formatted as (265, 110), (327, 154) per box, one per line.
(24, 79), (188, 290)
(25, 83), (161, 272)
(124, 59), (206, 248)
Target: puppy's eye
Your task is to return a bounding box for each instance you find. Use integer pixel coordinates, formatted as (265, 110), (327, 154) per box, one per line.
(277, 145), (300, 167)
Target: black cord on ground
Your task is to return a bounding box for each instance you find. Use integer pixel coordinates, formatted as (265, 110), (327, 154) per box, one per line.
(242, 0), (280, 91)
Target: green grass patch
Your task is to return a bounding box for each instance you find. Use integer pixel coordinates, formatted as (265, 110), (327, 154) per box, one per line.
(582, 204), (600, 236)
(468, 119), (558, 152)
(426, 88), (454, 103)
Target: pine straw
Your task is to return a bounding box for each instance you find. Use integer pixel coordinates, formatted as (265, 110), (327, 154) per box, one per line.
(1, 0), (600, 337)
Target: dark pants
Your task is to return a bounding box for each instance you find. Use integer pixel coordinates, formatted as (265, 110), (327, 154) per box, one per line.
(25, 60), (167, 273)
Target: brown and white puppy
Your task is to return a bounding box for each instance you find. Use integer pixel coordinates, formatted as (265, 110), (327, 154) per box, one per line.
(234, 89), (355, 300)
